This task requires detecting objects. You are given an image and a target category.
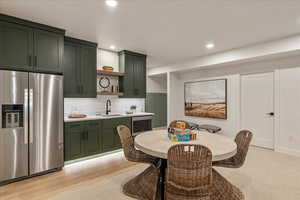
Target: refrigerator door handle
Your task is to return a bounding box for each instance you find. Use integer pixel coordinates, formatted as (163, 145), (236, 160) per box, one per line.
(29, 88), (34, 144)
(24, 89), (29, 144)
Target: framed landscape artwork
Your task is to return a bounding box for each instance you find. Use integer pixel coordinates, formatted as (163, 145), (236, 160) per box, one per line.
(184, 79), (227, 119)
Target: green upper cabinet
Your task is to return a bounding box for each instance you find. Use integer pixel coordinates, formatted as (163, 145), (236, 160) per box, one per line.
(63, 41), (81, 97)
(0, 21), (33, 71)
(0, 14), (65, 73)
(80, 45), (97, 97)
(34, 29), (64, 73)
(63, 37), (97, 98)
(119, 50), (147, 98)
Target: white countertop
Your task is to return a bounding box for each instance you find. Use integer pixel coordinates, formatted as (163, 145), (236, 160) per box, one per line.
(64, 112), (154, 122)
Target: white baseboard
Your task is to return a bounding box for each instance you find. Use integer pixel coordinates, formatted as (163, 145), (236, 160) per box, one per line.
(275, 147), (300, 157)
(252, 138), (274, 149)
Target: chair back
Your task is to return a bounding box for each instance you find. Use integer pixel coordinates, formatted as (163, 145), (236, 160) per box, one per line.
(116, 125), (135, 159)
(167, 144), (212, 190)
(234, 130), (253, 167)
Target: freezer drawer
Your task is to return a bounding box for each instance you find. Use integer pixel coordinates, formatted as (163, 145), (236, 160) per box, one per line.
(29, 73), (64, 175)
(0, 70), (29, 182)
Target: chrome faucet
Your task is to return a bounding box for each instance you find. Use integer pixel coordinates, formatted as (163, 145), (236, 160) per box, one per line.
(106, 99), (111, 115)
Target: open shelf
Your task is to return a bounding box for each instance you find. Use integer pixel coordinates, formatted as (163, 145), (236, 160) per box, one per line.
(97, 70), (125, 77)
(97, 92), (124, 96)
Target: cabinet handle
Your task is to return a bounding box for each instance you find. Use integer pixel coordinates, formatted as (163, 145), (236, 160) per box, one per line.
(81, 85), (84, 94)
(34, 56), (37, 67)
(134, 89), (139, 95)
(86, 131), (88, 140)
(28, 55), (32, 66)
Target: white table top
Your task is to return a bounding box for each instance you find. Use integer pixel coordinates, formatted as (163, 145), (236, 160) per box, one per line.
(135, 129), (237, 161)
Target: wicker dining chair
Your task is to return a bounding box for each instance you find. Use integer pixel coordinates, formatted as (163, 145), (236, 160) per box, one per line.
(117, 125), (160, 200)
(165, 144), (244, 200)
(213, 130), (253, 168)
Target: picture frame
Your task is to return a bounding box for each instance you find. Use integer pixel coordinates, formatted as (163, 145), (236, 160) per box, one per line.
(184, 79), (227, 119)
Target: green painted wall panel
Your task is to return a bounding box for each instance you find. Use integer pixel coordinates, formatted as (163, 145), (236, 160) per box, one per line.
(146, 93), (167, 128)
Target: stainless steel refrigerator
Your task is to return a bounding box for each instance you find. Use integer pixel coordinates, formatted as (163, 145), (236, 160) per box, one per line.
(0, 70), (64, 183)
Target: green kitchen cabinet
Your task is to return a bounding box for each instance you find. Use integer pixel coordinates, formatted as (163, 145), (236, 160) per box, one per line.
(0, 21), (33, 71)
(65, 117), (131, 161)
(0, 14), (65, 73)
(102, 126), (115, 152)
(85, 120), (102, 155)
(33, 29), (64, 73)
(115, 117), (132, 149)
(102, 117), (132, 152)
(63, 37), (97, 98)
(64, 120), (102, 161)
(80, 45), (97, 97)
(63, 41), (81, 97)
(119, 50), (147, 98)
(64, 122), (85, 161)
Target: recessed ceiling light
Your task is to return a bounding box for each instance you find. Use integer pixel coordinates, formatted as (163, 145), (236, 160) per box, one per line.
(110, 45), (116, 50)
(206, 43), (215, 49)
(106, 0), (118, 7)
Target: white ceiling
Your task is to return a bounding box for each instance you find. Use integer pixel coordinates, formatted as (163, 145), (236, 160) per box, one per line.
(1, 0), (300, 68)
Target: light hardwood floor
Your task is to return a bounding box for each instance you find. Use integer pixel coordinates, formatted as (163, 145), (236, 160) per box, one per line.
(0, 152), (135, 200)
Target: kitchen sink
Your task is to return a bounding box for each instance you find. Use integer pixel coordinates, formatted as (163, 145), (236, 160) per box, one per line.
(96, 113), (123, 117)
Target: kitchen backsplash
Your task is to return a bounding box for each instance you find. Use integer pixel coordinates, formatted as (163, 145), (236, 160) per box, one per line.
(64, 97), (145, 116)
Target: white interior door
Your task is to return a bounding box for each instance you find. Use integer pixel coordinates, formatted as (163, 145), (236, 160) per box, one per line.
(241, 72), (274, 149)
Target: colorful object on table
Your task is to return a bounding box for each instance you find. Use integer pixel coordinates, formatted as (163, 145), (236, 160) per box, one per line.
(102, 66), (114, 71)
(168, 127), (192, 142)
(167, 121), (199, 142)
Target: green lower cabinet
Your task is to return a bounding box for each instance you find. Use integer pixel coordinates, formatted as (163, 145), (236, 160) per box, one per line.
(102, 128), (116, 152)
(102, 117), (132, 153)
(64, 122), (85, 161)
(84, 121), (101, 156)
(64, 117), (132, 161)
(115, 118), (132, 149)
(64, 120), (101, 161)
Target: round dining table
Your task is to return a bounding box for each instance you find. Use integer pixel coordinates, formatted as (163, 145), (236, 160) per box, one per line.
(134, 129), (237, 200)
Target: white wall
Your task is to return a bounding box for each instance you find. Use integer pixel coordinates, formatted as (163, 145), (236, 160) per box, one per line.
(97, 49), (119, 71)
(169, 74), (240, 138)
(64, 97), (145, 117)
(167, 55), (300, 156)
(147, 75), (167, 93)
(167, 72), (184, 124)
(275, 68), (300, 156)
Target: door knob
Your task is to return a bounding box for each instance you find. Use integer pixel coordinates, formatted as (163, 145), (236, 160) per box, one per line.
(267, 112), (274, 116)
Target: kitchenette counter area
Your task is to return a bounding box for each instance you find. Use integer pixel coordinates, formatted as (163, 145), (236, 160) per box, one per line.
(64, 112), (154, 162)
(64, 112), (154, 122)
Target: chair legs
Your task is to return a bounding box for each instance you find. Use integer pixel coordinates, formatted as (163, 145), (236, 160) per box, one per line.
(211, 169), (244, 200)
(123, 165), (159, 200)
(163, 169), (244, 200)
(122, 167), (243, 200)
